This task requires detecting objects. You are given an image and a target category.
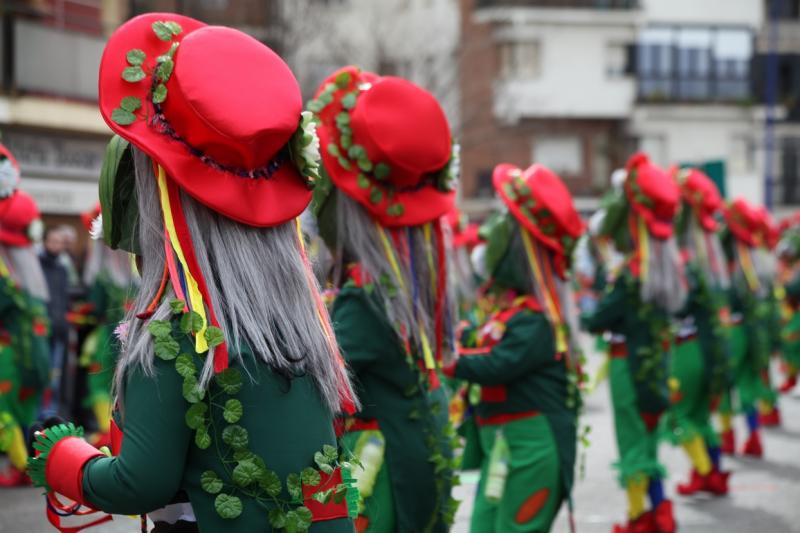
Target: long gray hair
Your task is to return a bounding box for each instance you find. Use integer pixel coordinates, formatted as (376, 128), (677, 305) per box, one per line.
(1, 245), (49, 301)
(114, 148), (354, 413)
(640, 233), (688, 314)
(83, 241), (138, 289)
(681, 215), (730, 291)
(330, 191), (456, 364)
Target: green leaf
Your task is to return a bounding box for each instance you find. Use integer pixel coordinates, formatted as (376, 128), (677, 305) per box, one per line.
(307, 100), (324, 113)
(214, 493), (242, 520)
(326, 143), (340, 157)
(180, 311), (204, 334)
(200, 470), (223, 494)
(347, 144), (365, 160)
(222, 399), (243, 423)
(341, 92), (357, 109)
(356, 173), (370, 189)
(111, 108), (136, 126)
(156, 58), (174, 82)
(204, 326), (225, 348)
(387, 203), (405, 217)
(268, 508), (287, 529)
(286, 472), (302, 501)
(340, 134), (352, 150)
(322, 444), (338, 462)
(357, 158), (373, 173)
(148, 320), (172, 338)
(164, 21), (183, 35)
(154, 336), (180, 361)
(120, 96), (142, 112)
(337, 156), (352, 171)
(152, 21), (174, 41)
(170, 299), (186, 314)
(122, 66), (145, 82)
(126, 49), (146, 66)
(232, 459), (260, 487)
(335, 71), (352, 89)
(300, 467), (321, 486)
(182, 375), (205, 403)
(175, 354), (196, 378)
(185, 401), (207, 429)
(222, 424), (249, 450)
(195, 426), (211, 449)
(295, 506), (313, 529)
(374, 162), (391, 180)
(215, 368), (242, 394)
(314, 451), (331, 470)
(369, 187), (383, 205)
(152, 83), (167, 104)
(259, 469), (282, 497)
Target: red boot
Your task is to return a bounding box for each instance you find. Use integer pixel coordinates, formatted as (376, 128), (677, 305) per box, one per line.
(612, 511), (656, 533)
(677, 469), (704, 495)
(653, 500), (676, 533)
(0, 466), (31, 487)
(742, 431), (763, 458)
(720, 428), (735, 455)
(705, 468), (731, 495)
(779, 375), (797, 393)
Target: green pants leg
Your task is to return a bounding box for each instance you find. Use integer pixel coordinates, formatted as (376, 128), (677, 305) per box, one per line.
(340, 429), (395, 533)
(471, 416), (564, 533)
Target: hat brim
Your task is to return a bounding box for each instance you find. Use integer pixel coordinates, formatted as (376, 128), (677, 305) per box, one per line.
(0, 230), (29, 247)
(315, 67), (454, 227)
(98, 13), (310, 228)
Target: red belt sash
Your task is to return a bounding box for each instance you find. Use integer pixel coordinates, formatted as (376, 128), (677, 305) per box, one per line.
(476, 410), (540, 426)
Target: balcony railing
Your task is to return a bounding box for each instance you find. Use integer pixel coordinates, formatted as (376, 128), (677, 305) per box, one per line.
(475, 0), (638, 9)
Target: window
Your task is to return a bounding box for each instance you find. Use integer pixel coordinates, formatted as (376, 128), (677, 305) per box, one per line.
(606, 42), (628, 78)
(499, 41), (540, 80)
(533, 136), (583, 177)
(778, 0), (800, 20)
(476, 169), (495, 199)
(637, 26), (752, 102)
(729, 135), (756, 175)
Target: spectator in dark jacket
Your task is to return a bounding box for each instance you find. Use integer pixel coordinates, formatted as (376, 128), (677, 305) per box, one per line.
(39, 226), (70, 416)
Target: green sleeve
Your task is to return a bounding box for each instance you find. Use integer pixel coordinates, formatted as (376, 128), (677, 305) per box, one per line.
(332, 287), (394, 370)
(454, 311), (553, 386)
(88, 279), (109, 320)
(81, 357), (191, 514)
(581, 277), (627, 333)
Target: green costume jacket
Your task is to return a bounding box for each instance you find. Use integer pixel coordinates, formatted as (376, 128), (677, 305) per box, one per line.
(332, 283), (455, 532)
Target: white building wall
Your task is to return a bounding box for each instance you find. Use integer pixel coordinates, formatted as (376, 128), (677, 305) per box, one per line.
(641, 0), (763, 27)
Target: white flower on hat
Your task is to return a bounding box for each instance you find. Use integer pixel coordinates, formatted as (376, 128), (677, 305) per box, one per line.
(289, 111), (322, 187)
(28, 219), (44, 243)
(0, 158), (20, 199)
(90, 214), (104, 241)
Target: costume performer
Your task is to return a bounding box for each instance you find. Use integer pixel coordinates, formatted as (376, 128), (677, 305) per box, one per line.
(0, 148), (50, 487)
(665, 168), (730, 496)
(777, 225), (800, 393)
(310, 65), (460, 532)
(445, 163), (584, 532)
(28, 14), (359, 532)
(582, 153), (686, 533)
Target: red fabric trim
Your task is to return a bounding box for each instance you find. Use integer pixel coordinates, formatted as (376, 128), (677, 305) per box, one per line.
(674, 333), (697, 346)
(515, 488), (551, 524)
(46, 501), (113, 533)
(476, 410), (540, 426)
(45, 437), (103, 506)
(302, 468), (349, 522)
(339, 417), (380, 433)
(109, 420), (123, 456)
(480, 386), (507, 403)
(609, 342), (628, 358)
(165, 177), (229, 372)
(458, 347), (492, 356)
(640, 412), (663, 431)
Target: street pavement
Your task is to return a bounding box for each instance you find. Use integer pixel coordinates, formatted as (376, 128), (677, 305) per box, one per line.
(2, 363), (800, 532)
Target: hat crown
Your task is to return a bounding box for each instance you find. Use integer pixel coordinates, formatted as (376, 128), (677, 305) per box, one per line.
(523, 165), (584, 240)
(164, 26), (301, 170)
(0, 191), (39, 236)
(350, 77), (451, 187)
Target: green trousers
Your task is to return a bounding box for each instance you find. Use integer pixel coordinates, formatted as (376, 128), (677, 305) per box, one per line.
(664, 339), (718, 447)
(471, 415), (565, 533)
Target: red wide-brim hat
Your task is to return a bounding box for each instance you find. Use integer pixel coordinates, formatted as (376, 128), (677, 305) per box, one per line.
(0, 190), (40, 247)
(678, 168), (722, 232)
(725, 197), (760, 247)
(625, 152), (680, 240)
(754, 206), (779, 249)
(312, 66), (455, 227)
(493, 163), (584, 275)
(98, 13), (310, 227)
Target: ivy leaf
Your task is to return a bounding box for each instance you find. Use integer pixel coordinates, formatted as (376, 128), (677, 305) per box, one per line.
(122, 66), (146, 82)
(111, 108), (136, 126)
(314, 451), (330, 470)
(215, 367), (243, 395)
(341, 92), (357, 109)
(232, 459), (260, 487)
(169, 299), (186, 314)
(152, 83), (168, 104)
(175, 354), (196, 378)
(148, 320), (172, 338)
(204, 326), (225, 348)
(300, 467), (321, 487)
(180, 311), (204, 334)
(214, 493), (242, 520)
(184, 401), (207, 429)
(200, 470), (223, 494)
(335, 71), (351, 89)
(182, 375), (205, 403)
(387, 203), (405, 217)
(156, 58), (174, 82)
(374, 162), (391, 180)
(164, 21), (183, 35)
(259, 468), (282, 497)
(152, 21), (174, 41)
(369, 187), (383, 205)
(357, 158), (373, 173)
(326, 143), (340, 157)
(126, 49), (146, 65)
(356, 173), (370, 189)
(268, 508), (287, 529)
(322, 444), (338, 462)
(222, 399), (243, 423)
(284, 510), (300, 533)
(195, 426), (211, 449)
(286, 472), (302, 501)
(120, 96), (141, 112)
(154, 336), (180, 361)
(222, 424), (249, 450)
(295, 506), (313, 530)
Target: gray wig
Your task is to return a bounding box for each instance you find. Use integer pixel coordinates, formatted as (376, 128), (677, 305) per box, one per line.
(114, 148), (354, 414)
(680, 215), (730, 291)
(331, 191), (456, 364)
(639, 233), (688, 314)
(0, 245), (49, 302)
(83, 241), (138, 289)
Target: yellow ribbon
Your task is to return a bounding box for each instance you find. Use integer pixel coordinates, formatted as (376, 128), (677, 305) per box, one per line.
(156, 166), (209, 353)
(0, 253), (10, 279)
(638, 216), (650, 283)
(736, 242), (760, 292)
(521, 230), (567, 353)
